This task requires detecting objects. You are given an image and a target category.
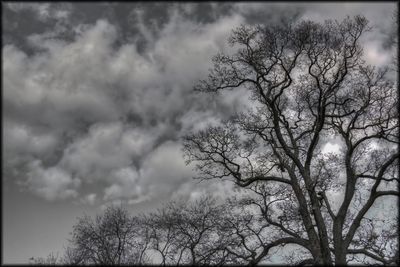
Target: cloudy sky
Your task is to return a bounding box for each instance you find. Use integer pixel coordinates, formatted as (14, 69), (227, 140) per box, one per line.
(2, 2), (397, 264)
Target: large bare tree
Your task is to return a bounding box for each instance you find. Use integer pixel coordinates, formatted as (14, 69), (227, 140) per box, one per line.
(183, 16), (398, 265)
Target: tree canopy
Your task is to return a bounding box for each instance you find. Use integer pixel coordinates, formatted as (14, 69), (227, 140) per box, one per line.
(183, 15), (398, 265)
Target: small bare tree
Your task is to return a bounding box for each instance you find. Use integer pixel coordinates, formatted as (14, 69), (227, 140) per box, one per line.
(64, 206), (150, 265)
(184, 16), (398, 265)
(144, 196), (232, 265)
(142, 206), (178, 265)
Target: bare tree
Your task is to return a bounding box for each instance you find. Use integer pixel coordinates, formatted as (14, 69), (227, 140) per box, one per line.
(142, 206), (178, 265)
(144, 196), (233, 266)
(59, 197), (245, 266)
(184, 16), (398, 265)
(64, 205), (150, 265)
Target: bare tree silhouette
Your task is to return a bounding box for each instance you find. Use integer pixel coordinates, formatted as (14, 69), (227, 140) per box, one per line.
(143, 196), (234, 265)
(63, 206), (150, 265)
(183, 16), (398, 265)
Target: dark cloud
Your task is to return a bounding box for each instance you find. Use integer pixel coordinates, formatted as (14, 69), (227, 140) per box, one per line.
(3, 6), (248, 205)
(2, 3), (237, 55)
(233, 3), (305, 25)
(3, 2), (396, 207)
(3, 2), (396, 206)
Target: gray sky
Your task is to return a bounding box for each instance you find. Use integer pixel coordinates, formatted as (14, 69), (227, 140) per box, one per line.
(2, 2), (397, 264)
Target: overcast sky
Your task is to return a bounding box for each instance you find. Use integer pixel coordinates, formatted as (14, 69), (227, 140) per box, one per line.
(2, 2), (397, 264)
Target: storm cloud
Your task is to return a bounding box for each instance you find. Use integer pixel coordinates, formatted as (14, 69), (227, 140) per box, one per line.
(3, 3), (247, 206)
(3, 2), (396, 206)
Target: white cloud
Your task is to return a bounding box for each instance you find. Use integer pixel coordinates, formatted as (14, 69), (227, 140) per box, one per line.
(59, 121), (164, 181)
(104, 167), (142, 201)
(321, 142), (341, 155)
(81, 193), (97, 205)
(97, 140), (199, 205)
(3, 22), (122, 131)
(26, 160), (81, 201)
(3, 120), (58, 158)
(364, 41), (390, 66)
(179, 109), (222, 134)
(171, 178), (240, 203)
(138, 141), (194, 199)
